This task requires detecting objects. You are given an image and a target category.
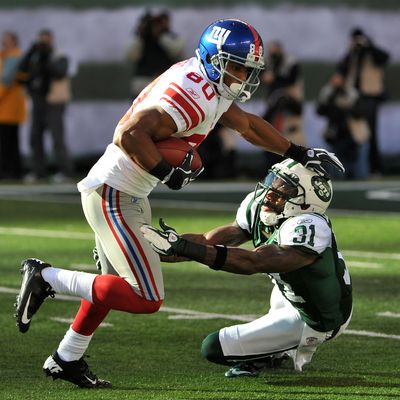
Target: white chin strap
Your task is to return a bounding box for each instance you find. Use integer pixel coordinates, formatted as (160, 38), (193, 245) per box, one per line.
(260, 210), (279, 226)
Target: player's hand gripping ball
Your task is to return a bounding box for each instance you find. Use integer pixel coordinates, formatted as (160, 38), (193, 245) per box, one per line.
(155, 137), (202, 170)
(155, 137), (204, 190)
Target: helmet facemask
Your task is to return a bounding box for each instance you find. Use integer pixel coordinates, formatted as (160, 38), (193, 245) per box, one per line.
(255, 169), (305, 226)
(210, 52), (264, 102)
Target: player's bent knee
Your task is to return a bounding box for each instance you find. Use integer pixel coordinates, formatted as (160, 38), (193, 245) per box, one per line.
(201, 331), (227, 365)
(143, 299), (163, 314)
(92, 275), (163, 314)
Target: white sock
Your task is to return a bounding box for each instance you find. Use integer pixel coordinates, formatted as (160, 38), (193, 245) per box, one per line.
(57, 326), (93, 362)
(41, 267), (96, 303)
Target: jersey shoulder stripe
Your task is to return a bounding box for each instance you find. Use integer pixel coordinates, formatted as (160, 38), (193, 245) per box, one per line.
(170, 83), (206, 122)
(160, 93), (191, 129)
(163, 83), (205, 131)
(163, 87), (196, 130)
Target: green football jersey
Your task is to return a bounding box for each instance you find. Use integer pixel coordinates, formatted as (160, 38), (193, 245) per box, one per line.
(236, 192), (352, 332)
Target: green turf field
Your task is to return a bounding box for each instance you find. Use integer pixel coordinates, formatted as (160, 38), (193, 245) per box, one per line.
(0, 196), (399, 399)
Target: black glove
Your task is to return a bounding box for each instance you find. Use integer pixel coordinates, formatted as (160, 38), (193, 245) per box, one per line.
(301, 147), (345, 176)
(140, 219), (186, 256)
(150, 150), (204, 190)
(93, 247), (102, 271)
(285, 143), (345, 177)
(141, 219), (217, 267)
(165, 150), (204, 190)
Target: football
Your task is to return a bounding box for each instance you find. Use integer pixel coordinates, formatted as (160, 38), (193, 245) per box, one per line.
(155, 137), (202, 170)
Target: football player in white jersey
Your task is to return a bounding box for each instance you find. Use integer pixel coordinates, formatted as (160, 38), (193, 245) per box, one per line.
(15, 19), (345, 388)
(141, 159), (353, 376)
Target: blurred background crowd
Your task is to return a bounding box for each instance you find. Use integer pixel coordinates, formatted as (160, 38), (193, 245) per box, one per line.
(0, 3), (396, 183)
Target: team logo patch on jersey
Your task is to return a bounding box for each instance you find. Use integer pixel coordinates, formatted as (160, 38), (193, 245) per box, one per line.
(186, 87), (200, 99)
(311, 176), (332, 202)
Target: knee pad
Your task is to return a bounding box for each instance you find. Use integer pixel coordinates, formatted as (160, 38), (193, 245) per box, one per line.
(201, 331), (226, 364)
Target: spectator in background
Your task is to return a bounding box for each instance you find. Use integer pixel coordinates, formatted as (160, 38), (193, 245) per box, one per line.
(337, 27), (390, 176)
(261, 41), (305, 170)
(17, 29), (73, 183)
(316, 73), (369, 180)
(126, 10), (185, 99)
(0, 31), (27, 180)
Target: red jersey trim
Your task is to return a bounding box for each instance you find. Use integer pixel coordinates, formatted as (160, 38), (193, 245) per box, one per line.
(164, 86), (201, 130)
(170, 83), (206, 122)
(160, 95), (190, 130)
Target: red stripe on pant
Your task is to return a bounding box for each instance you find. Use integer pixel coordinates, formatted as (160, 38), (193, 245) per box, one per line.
(115, 190), (161, 301)
(101, 184), (147, 299)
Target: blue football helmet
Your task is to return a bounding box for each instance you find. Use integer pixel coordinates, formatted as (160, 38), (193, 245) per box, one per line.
(196, 19), (265, 102)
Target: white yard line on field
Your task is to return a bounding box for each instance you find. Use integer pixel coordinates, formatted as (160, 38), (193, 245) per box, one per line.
(74, 264), (97, 270)
(50, 317), (113, 327)
(343, 250), (400, 260)
(161, 306), (257, 322)
(0, 226), (93, 240)
(346, 261), (382, 269)
(343, 330), (400, 340)
(3, 195), (400, 215)
(1, 286), (400, 341)
(1, 286), (81, 302)
(376, 311), (400, 318)
(0, 225), (400, 262)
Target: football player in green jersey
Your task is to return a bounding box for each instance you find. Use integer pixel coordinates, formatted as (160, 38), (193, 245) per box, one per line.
(141, 159), (352, 377)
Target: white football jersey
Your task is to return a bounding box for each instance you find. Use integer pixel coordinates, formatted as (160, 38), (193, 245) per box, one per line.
(78, 57), (233, 197)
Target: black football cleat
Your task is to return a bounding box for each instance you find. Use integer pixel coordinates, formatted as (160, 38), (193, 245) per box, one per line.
(43, 352), (112, 388)
(15, 258), (55, 333)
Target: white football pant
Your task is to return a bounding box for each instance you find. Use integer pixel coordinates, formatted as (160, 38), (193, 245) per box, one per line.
(81, 184), (164, 301)
(219, 285), (351, 371)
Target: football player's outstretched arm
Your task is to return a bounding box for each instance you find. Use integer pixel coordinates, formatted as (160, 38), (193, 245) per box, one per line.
(220, 103), (345, 176)
(160, 222), (249, 263)
(220, 103), (291, 156)
(210, 244), (317, 274)
(141, 221), (317, 274)
(201, 222), (250, 247)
